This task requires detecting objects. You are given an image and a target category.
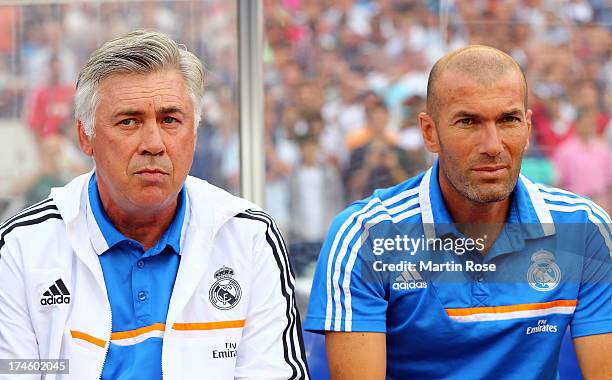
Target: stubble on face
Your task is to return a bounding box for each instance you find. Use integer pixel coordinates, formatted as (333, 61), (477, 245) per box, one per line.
(437, 136), (523, 204)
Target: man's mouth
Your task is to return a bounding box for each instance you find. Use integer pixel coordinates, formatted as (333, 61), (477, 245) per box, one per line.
(471, 165), (508, 178)
(136, 168), (167, 174)
(134, 168), (168, 181)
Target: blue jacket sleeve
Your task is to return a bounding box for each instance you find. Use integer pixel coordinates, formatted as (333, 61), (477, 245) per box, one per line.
(304, 203), (388, 334)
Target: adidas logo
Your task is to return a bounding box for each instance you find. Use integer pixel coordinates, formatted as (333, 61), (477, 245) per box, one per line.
(40, 279), (71, 306)
(393, 269), (428, 290)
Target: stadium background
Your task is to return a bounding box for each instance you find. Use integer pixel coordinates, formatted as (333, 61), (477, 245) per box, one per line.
(0, 1), (609, 379)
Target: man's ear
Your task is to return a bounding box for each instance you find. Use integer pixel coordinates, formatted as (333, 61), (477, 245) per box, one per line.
(524, 109), (533, 152)
(76, 120), (94, 157)
(419, 112), (440, 154)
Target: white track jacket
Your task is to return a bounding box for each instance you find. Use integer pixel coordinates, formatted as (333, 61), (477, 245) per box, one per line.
(0, 172), (310, 380)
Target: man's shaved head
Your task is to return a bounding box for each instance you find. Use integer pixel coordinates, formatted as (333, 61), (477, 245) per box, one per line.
(426, 45), (527, 122)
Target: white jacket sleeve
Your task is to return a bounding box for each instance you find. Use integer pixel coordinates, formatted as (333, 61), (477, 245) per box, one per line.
(234, 210), (310, 380)
(0, 241), (40, 380)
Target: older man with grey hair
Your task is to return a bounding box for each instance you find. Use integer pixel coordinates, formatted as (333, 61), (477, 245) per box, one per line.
(0, 30), (309, 380)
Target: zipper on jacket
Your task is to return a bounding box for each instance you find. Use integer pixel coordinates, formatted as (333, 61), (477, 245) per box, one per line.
(161, 321), (168, 379)
(161, 333), (166, 380)
(98, 301), (113, 380)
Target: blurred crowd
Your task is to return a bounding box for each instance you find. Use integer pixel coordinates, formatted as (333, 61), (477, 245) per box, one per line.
(0, 1), (610, 269)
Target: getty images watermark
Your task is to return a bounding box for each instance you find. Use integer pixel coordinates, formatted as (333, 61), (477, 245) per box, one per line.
(370, 234), (497, 273)
(358, 222), (609, 292)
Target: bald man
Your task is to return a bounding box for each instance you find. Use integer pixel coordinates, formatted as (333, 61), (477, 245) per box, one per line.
(304, 46), (612, 379)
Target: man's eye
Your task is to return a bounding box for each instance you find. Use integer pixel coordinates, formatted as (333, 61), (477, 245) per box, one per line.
(457, 118), (473, 125)
(502, 116), (520, 123)
(119, 119), (136, 126)
(162, 116), (179, 124)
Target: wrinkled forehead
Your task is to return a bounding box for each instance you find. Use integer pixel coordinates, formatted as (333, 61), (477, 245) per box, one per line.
(92, 70), (194, 123)
(98, 70), (190, 102)
(98, 69), (185, 90)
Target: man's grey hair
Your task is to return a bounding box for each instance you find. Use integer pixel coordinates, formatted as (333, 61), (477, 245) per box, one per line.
(75, 30), (204, 137)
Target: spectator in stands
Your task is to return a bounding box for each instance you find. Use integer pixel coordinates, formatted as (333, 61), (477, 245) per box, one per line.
(554, 107), (611, 212)
(26, 53), (74, 139)
(345, 94), (397, 152)
(290, 134), (343, 244)
(397, 95), (431, 177)
(11, 134), (91, 206)
(347, 137), (409, 201)
(289, 134), (343, 274)
(22, 136), (66, 206)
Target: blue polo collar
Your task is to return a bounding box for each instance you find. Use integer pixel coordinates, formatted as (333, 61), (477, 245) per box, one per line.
(87, 173), (186, 256)
(418, 160), (556, 242)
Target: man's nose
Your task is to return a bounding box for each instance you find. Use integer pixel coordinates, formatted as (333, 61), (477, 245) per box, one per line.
(477, 122), (503, 157)
(139, 119), (165, 156)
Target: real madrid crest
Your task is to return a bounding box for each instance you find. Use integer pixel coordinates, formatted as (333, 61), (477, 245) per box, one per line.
(209, 266), (242, 310)
(527, 250), (561, 292)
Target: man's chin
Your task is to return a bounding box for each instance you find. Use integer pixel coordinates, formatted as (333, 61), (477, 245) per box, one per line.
(463, 181), (514, 204)
(470, 194), (509, 204)
(468, 189), (512, 204)
(128, 189), (176, 210)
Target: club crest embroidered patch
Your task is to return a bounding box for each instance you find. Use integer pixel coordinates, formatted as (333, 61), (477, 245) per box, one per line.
(209, 266), (242, 310)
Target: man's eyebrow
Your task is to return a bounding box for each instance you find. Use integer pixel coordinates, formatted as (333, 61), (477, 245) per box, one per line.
(158, 106), (185, 115)
(111, 107), (185, 118)
(450, 111), (478, 120)
(500, 108), (523, 117)
(112, 109), (144, 118)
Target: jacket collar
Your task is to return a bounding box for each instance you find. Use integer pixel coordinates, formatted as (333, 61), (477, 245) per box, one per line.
(418, 160), (556, 241)
(50, 171), (256, 239)
(86, 173), (186, 256)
